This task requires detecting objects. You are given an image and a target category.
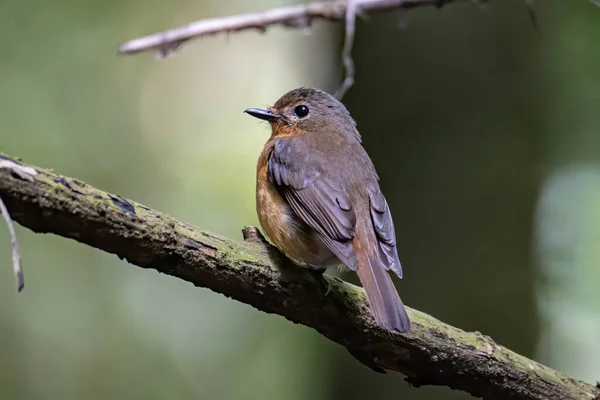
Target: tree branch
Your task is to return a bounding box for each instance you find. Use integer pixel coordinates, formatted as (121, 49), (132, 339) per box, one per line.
(117, 0), (480, 98)
(118, 0), (469, 57)
(0, 152), (598, 400)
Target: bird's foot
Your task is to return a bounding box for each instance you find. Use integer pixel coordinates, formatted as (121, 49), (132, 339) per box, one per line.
(321, 275), (346, 298)
(324, 278), (334, 297)
(303, 264), (336, 296)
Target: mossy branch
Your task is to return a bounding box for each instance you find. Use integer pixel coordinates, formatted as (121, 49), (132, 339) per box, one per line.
(0, 153), (598, 400)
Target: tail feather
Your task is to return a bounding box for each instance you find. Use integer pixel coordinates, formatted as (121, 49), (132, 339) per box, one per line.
(353, 228), (410, 333)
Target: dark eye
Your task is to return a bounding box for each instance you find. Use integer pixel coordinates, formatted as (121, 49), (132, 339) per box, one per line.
(293, 105), (309, 118)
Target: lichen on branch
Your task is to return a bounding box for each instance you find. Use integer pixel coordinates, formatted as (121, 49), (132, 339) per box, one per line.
(0, 153), (597, 400)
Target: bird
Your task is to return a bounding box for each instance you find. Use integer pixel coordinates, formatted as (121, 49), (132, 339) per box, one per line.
(244, 87), (410, 333)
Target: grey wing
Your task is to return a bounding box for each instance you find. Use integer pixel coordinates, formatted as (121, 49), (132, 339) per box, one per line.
(268, 138), (358, 269)
(369, 189), (403, 278)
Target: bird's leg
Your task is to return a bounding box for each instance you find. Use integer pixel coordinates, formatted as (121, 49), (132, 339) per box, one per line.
(303, 264), (336, 296)
(322, 275), (347, 298)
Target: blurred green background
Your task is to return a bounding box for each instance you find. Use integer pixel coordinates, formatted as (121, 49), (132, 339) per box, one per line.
(1, 0), (599, 399)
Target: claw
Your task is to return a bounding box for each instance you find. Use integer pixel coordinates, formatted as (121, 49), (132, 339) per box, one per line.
(322, 275), (342, 297)
(324, 279), (333, 297)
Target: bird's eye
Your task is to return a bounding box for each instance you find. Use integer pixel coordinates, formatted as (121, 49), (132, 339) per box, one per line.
(293, 105), (309, 118)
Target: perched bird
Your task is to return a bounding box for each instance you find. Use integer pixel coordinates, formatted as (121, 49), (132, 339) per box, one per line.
(244, 88), (410, 333)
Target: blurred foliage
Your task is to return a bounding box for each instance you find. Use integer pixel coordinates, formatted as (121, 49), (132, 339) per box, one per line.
(0, 0), (599, 399)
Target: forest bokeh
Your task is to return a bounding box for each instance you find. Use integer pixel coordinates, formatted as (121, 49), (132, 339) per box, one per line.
(1, 1), (599, 399)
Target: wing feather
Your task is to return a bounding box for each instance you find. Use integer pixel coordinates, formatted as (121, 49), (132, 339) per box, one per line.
(369, 190), (403, 278)
(268, 139), (358, 269)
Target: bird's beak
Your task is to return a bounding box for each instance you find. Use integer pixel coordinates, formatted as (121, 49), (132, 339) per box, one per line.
(244, 108), (282, 122)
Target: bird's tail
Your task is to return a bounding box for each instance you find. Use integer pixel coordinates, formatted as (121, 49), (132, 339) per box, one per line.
(353, 226), (410, 333)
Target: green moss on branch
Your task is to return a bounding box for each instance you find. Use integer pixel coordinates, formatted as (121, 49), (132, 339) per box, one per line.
(0, 153), (597, 400)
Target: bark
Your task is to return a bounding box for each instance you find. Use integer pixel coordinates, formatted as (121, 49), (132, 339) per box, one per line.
(0, 153), (598, 400)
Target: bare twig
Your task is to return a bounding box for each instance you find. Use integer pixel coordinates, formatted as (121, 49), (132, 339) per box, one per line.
(524, 0), (538, 29)
(119, 0), (470, 97)
(118, 0), (475, 99)
(0, 196), (23, 291)
(335, 0), (358, 99)
(0, 158), (37, 292)
(0, 152), (598, 400)
(118, 0), (468, 56)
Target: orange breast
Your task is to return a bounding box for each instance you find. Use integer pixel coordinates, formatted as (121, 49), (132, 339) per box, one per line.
(255, 145), (336, 267)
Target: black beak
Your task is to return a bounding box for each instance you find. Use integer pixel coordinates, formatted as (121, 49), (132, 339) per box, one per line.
(244, 108), (281, 122)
